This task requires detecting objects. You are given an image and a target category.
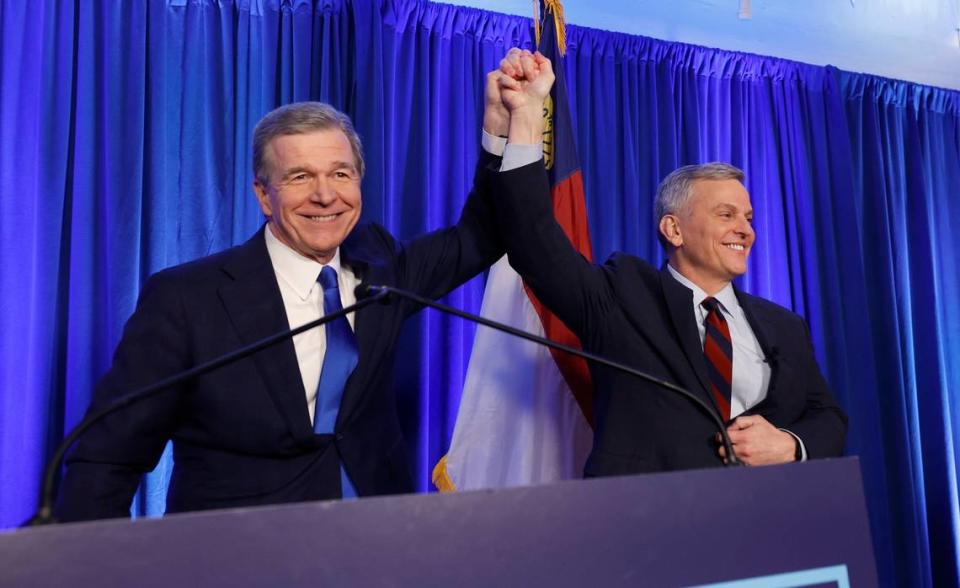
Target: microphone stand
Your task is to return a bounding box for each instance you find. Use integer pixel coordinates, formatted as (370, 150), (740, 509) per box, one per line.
(26, 290), (390, 527)
(360, 284), (741, 469)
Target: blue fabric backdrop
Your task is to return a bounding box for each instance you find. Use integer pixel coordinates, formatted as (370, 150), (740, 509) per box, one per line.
(1, 1), (958, 585)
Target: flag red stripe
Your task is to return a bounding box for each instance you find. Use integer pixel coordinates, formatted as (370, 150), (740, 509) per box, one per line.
(549, 171), (593, 260)
(523, 171), (594, 427)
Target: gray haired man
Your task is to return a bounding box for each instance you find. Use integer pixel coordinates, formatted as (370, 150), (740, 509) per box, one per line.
(57, 95), (512, 521)
(490, 48), (847, 474)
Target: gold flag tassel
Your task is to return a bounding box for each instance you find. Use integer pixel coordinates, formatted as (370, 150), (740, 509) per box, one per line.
(539, 0), (567, 56)
(533, 0), (541, 47)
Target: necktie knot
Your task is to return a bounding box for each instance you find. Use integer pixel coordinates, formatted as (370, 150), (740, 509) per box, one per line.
(701, 296), (722, 314)
(318, 266), (339, 291)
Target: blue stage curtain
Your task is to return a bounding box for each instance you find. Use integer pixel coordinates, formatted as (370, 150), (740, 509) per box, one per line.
(838, 72), (960, 588)
(1, 1), (958, 585)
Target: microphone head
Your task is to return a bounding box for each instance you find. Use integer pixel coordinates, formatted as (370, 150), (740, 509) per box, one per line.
(355, 284), (392, 303)
(763, 346), (780, 364)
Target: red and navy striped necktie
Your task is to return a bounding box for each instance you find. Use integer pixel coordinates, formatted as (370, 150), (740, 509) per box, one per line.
(702, 297), (732, 421)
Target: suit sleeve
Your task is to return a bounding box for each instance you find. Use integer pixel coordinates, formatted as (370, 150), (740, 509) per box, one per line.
(391, 150), (506, 308)
(783, 318), (848, 458)
(490, 159), (612, 337)
(56, 271), (189, 521)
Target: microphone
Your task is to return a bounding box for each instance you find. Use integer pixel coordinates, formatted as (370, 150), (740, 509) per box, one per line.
(357, 284), (391, 301)
(358, 284), (741, 468)
(26, 289), (390, 527)
(763, 346), (780, 365)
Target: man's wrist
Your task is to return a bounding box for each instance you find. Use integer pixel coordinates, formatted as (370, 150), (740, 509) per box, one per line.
(779, 428), (807, 462)
(483, 111), (509, 138)
(481, 129), (507, 156)
(500, 142), (542, 171)
(506, 109), (544, 145)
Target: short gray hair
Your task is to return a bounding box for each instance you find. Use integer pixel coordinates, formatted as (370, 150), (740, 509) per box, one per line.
(253, 102), (365, 181)
(654, 162), (745, 248)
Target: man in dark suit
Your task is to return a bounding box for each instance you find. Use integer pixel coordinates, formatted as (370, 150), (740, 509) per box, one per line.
(57, 80), (515, 521)
(491, 49), (847, 475)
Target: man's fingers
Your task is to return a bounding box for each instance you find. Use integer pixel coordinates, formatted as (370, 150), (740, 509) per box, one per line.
(500, 55), (523, 79)
(486, 71), (502, 92)
(717, 443), (745, 463)
(533, 52), (553, 75)
(500, 49), (526, 80)
(519, 53), (539, 82)
(498, 75), (521, 91)
(733, 415), (761, 429)
(725, 426), (743, 444)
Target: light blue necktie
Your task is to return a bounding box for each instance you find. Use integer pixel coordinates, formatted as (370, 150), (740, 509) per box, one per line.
(313, 266), (359, 498)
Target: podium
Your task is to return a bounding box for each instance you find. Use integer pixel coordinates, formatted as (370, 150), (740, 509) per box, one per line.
(0, 457), (876, 587)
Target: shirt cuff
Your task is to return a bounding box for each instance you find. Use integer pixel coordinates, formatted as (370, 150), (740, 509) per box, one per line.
(500, 143), (543, 172)
(780, 428), (808, 462)
(481, 129), (507, 157)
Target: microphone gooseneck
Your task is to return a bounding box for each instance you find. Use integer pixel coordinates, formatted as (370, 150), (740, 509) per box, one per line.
(27, 289), (390, 527)
(361, 284), (742, 469)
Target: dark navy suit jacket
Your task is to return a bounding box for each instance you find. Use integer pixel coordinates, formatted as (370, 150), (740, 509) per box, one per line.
(493, 160), (847, 476)
(57, 152), (502, 521)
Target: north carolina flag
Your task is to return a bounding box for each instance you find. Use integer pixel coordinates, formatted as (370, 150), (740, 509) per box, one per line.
(433, 1), (594, 491)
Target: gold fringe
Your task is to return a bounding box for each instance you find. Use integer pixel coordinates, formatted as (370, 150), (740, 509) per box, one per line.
(541, 0), (567, 56)
(533, 0), (541, 47)
(431, 454), (458, 493)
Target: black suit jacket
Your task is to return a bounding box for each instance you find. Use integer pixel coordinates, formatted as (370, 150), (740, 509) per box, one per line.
(494, 160), (847, 476)
(57, 152), (502, 521)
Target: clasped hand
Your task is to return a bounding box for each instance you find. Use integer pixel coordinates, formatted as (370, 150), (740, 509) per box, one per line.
(483, 48), (556, 143)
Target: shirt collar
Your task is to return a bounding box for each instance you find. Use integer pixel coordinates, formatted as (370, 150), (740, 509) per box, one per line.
(666, 263), (739, 315)
(264, 224), (342, 301)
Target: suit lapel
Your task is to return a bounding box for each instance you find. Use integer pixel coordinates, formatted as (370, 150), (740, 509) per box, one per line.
(217, 227), (315, 442)
(659, 266), (713, 398)
(735, 288), (781, 405)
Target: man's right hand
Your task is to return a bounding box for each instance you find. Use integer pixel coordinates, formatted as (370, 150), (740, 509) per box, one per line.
(483, 70), (511, 138)
(498, 48), (555, 145)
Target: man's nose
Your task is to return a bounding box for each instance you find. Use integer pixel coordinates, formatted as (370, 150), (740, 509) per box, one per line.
(309, 179), (336, 205)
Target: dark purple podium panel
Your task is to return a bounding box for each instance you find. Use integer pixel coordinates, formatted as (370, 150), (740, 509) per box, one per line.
(0, 457), (876, 587)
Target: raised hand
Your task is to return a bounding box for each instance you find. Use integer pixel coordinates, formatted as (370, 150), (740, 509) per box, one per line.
(483, 69), (511, 138)
(498, 49), (554, 114)
(497, 48), (555, 145)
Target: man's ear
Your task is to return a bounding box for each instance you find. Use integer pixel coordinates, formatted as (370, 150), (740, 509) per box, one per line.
(659, 214), (682, 248)
(253, 179), (272, 217)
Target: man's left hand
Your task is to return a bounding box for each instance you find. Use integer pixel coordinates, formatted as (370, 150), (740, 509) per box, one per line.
(483, 70), (511, 137)
(717, 415), (797, 466)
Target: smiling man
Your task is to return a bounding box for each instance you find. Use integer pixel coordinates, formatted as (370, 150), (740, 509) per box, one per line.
(56, 100), (510, 521)
(253, 123), (365, 265)
(492, 49), (846, 474)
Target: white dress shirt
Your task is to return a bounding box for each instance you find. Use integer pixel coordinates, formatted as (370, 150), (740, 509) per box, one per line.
(486, 130), (542, 171)
(667, 264), (806, 458)
(263, 225), (359, 424)
(666, 264), (771, 417)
